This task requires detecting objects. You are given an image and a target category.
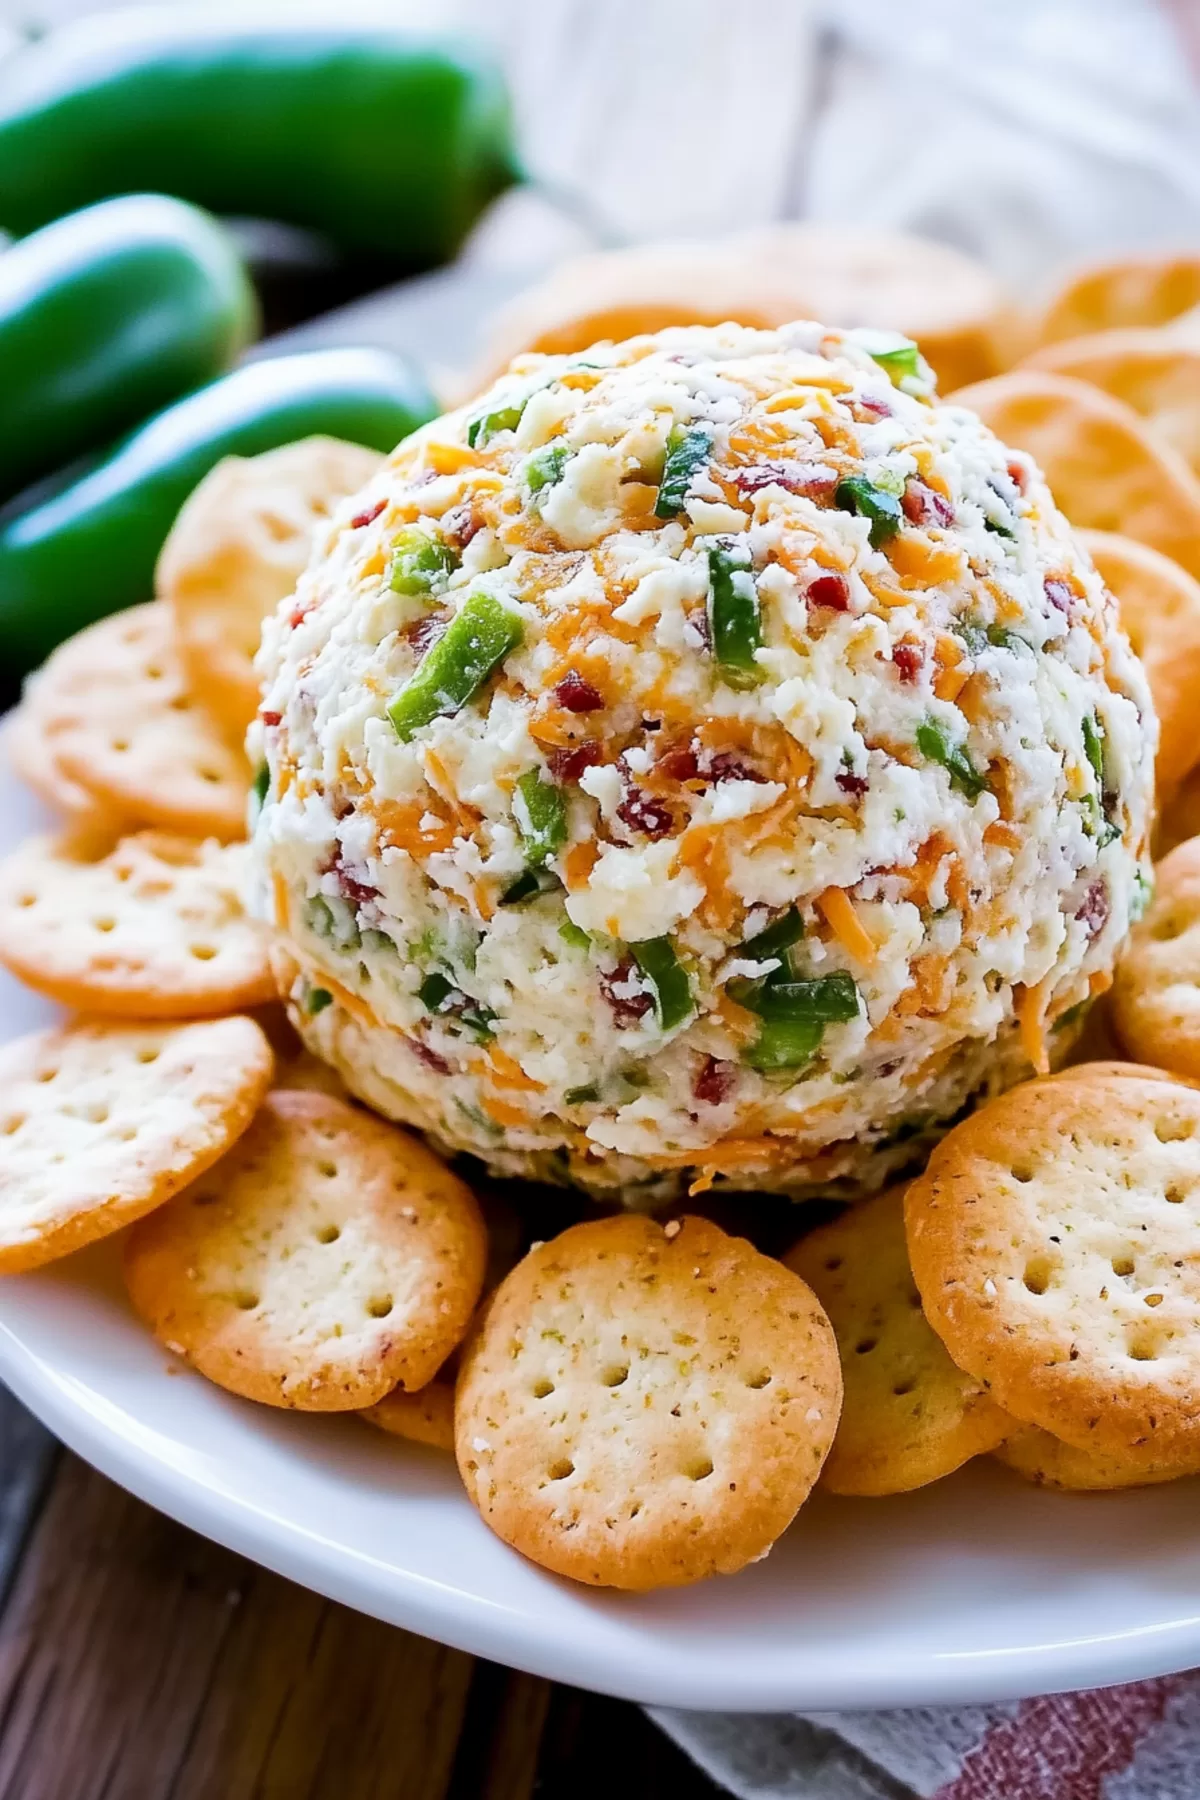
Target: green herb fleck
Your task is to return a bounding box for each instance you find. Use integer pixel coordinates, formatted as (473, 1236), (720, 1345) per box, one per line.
(306, 986), (333, 1016)
(252, 762), (270, 806)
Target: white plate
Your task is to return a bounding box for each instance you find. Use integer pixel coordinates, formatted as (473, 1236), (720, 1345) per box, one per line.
(3, 776), (1200, 1714)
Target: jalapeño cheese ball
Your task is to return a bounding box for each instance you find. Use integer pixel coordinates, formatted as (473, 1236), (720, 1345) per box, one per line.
(251, 321), (1155, 1204)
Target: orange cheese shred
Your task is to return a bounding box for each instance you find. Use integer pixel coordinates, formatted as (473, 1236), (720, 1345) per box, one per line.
(487, 1044), (545, 1092)
(1015, 977), (1052, 1076)
(816, 887), (877, 966)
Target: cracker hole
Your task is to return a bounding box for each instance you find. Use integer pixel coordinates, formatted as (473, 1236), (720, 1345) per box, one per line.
(136, 1048), (160, 1064)
(1128, 1334), (1159, 1362)
(199, 768), (222, 785)
(854, 1338), (877, 1355)
(1166, 1184), (1188, 1204)
(744, 1370), (772, 1389)
(92, 917), (116, 934)
(1155, 1116), (1193, 1143)
(315, 1225), (340, 1244)
(1010, 1164), (1035, 1184)
(823, 1256), (843, 1273)
(686, 1457), (714, 1482)
(145, 663), (165, 680)
(1145, 1292), (1165, 1308)
(531, 1377), (555, 1399)
(601, 1364), (629, 1388)
(367, 1296), (393, 1319)
(628, 1501), (642, 1519)
(233, 1290), (259, 1311)
(36, 1066), (59, 1083)
(189, 944), (217, 962)
(118, 1126), (138, 1142)
(1153, 915), (1186, 941)
(2, 1115), (24, 1135)
(1112, 1256), (1136, 1278)
(110, 738), (130, 754)
(317, 1160), (337, 1178)
(546, 1458), (574, 1482)
(892, 1378), (916, 1397)
(15, 892), (35, 908)
(1023, 1257), (1054, 1295)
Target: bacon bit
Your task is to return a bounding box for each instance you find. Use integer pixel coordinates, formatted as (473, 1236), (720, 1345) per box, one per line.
(331, 853), (377, 906)
(901, 479), (954, 529)
(412, 1039), (452, 1075)
(1007, 459), (1028, 494)
(1075, 879), (1110, 939)
(892, 640), (924, 683)
(563, 840), (599, 889)
(288, 601), (310, 629)
(1015, 979), (1051, 1076)
(600, 957), (655, 1027)
(554, 670), (604, 713)
(260, 709), (282, 727)
(657, 743), (700, 782)
(487, 1043), (545, 1091)
(480, 1094), (529, 1128)
(550, 740), (602, 784)
(441, 501), (484, 550)
(350, 499), (385, 529)
(807, 572), (850, 611)
(984, 819), (1023, 852)
(618, 787), (674, 839)
(693, 1056), (736, 1106)
(403, 613), (446, 655)
(732, 460), (838, 500)
(816, 887), (877, 965)
(1044, 577), (1074, 617)
(836, 770), (868, 799)
(706, 750), (761, 784)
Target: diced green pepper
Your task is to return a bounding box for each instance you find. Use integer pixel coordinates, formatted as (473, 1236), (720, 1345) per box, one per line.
(306, 985), (333, 1015)
(706, 541), (763, 688)
(388, 589), (523, 742)
(654, 424), (713, 518)
(834, 475), (903, 548)
(738, 906), (804, 964)
(467, 398), (525, 447)
(558, 919), (591, 951)
(630, 937), (693, 1031)
(740, 970), (861, 1071)
(1082, 714), (1105, 788)
(388, 525), (458, 596)
(418, 970), (454, 1011)
(418, 969), (494, 1039)
(252, 761), (270, 805)
(499, 866), (560, 906)
(565, 1083), (599, 1105)
(514, 768), (567, 867)
(861, 334), (922, 385)
(525, 443), (569, 498)
(916, 716), (986, 800)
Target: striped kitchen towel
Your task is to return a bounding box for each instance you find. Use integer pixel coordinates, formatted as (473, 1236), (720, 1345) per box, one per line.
(652, 1675), (1200, 1798)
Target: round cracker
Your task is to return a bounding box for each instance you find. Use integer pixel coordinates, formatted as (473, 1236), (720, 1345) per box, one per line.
(0, 825), (273, 1017)
(948, 371), (1200, 580)
(159, 438), (383, 741)
(905, 1069), (1200, 1462)
(32, 603), (251, 840)
(1023, 330), (1200, 475)
(1080, 529), (1200, 791)
(993, 1423), (1194, 1491)
(5, 698), (112, 822)
(125, 1090), (487, 1411)
(785, 1186), (1012, 1496)
(0, 1014), (273, 1274)
(455, 1214), (841, 1590)
(361, 1379), (455, 1453)
(1114, 837), (1200, 1080)
(1159, 766), (1200, 858)
(1032, 252), (1200, 347)
(469, 224), (1008, 398)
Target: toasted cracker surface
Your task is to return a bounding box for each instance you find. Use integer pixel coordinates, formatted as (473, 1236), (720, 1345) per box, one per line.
(906, 1069), (1200, 1462)
(1023, 330), (1200, 474)
(786, 1186), (1010, 1495)
(949, 371), (1200, 579)
(160, 438), (383, 740)
(33, 603), (250, 839)
(455, 1213), (841, 1590)
(1114, 838), (1200, 1080)
(0, 1015), (272, 1273)
(1032, 253), (1200, 347)
(0, 826), (272, 1016)
(125, 1090), (486, 1411)
(994, 1422), (1195, 1491)
(361, 1380), (455, 1452)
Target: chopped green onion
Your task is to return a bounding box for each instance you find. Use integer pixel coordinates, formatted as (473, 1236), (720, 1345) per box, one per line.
(525, 443), (569, 498)
(252, 762), (270, 806)
(654, 424), (713, 518)
(1082, 714), (1105, 788)
(737, 906), (804, 965)
(565, 1083), (599, 1105)
(558, 919), (591, 951)
(304, 894), (360, 951)
(514, 769), (567, 867)
(417, 970), (494, 1039)
(916, 716), (987, 800)
(417, 970), (455, 1011)
(466, 398), (525, 448)
(306, 986), (333, 1016)
(706, 541), (763, 688)
(630, 937), (694, 1031)
(388, 590), (523, 743)
(834, 475), (903, 548)
(1131, 869), (1153, 921)
(739, 970), (861, 1072)
(499, 866), (560, 906)
(388, 526), (458, 596)
(984, 514), (1015, 540)
(861, 334), (922, 384)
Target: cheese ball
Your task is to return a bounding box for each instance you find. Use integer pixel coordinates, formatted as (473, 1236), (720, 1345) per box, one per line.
(252, 321), (1155, 1204)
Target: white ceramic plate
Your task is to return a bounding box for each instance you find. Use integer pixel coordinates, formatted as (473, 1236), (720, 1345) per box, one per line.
(3, 776), (1200, 1714)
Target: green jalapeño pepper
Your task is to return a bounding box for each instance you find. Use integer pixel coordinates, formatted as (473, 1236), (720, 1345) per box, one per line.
(514, 768), (567, 867)
(630, 937), (694, 1032)
(655, 425), (712, 518)
(0, 13), (520, 267)
(389, 589), (523, 742)
(0, 346), (437, 674)
(389, 526), (458, 597)
(916, 716), (987, 801)
(707, 540), (763, 688)
(834, 475), (903, 548)
(741, 970), (861, 1072)
(0, 193), (255, 499)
